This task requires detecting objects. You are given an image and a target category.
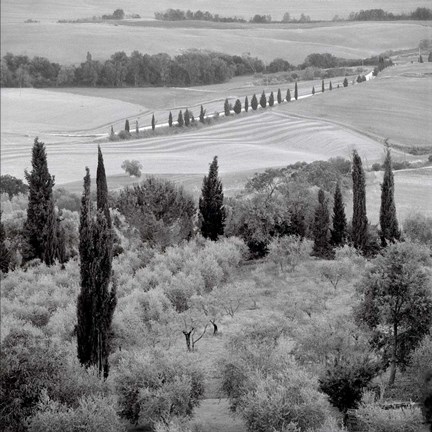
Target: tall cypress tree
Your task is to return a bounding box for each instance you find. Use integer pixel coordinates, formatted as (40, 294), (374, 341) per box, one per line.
(352, 151), (368, 253)
(199, 156), (226, 241)
(177, 110), (184, 127)
(269, 91), (274, 106)
(322, 79), (325, 93)
(233, 99), (242, 114)
(277, 88), (282, 104)
(224, 99), (230, 116)
(244, 96), (249, 112)
(294, 82), (298, 100)
(286, 88), (291, 102)
(331, 182), (347, 247)
(168, 111), (173, 127)
(151, 114), (155, 131)
(260, 91), (267, 108)
(135, 120), (139, 135)
(251, 94), (258, 110)
(77, 148), (116, 378)
(125, 119), (130, 132)
(23, 138), (56, 264)
(184, 109), (190, 126)
(312, 189), (333, 259)
(379, 149), (400, 247)
(43, 197), (57, 266)
(329, 81), (333, 91)
(312, 86), (315, 95)
(199, 105), (205, 123)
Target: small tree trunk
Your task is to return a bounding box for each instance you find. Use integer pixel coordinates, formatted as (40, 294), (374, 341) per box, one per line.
(388, 323), (398, 386)
(183, 330), (192, 351)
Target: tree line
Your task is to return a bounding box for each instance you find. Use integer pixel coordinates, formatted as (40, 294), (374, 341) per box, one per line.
(1, 49), (393, 88)
(347, 7), (432, 21)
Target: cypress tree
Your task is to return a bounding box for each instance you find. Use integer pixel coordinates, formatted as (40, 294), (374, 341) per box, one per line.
(77, 148), (117, 378)
(151, 114), (155, 131)
(43, 197), (57, 266)
(312, 86), (315, 95)
(224, 98), (230, 116)
(419, 55), (424, 63)
(135, 120), (139, 135)
(379, 149), (400, 247)
(312, 189), (333, 259)
(23, 138), (56, 264)
(177, 110), (184, 127)
(428, 51), (432, 62)
(322, 79), (325, 93)
(199, 105), (205, 123)
(184, 109), (190, 126)
(233, 99), (242, 114)
(260, 91), (267, 108)
(125, 119), (130, 132)
(277, 88), (282, 104)
(286, 88), (291, 102)
(343, 77), (348, 87)
(199, 156), (226, 241)
(244, 96), (249, 112)
(269, 91), (274, 106)
(352, 150), (368, 253)
(294, 82), (298, 100)
(251, 94), (258, 110)
(329, 81), (333, 91)
(56, 215), (67, 265)
(110, 125), (115, 139)
(168, 111), (173, 127)
(0, 214), (10, 273)
(331, 182), (347, 247)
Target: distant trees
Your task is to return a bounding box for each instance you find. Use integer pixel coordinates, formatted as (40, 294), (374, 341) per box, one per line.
(199, 156), (226, 240)
(177, 110), (184, 127)
(348, 7), (432, 21)
(286, 88), (291, 101)
(184, 109), (191, 126)
(343, 77), (348, 87)
(244, 96), (249, 112)
(268, 91), (274, 106)
(260, 91), (267, 108)
(121, 160), (142, 177)
(419, 54), (424, 63)
(322, 79), (325, 93)
(351, 151), (368, 254)
(155, 8), (246, 23)
(102, 9), (125, 20)
(331, 182), (347, 247)
(124, 119), (130, 132)
(233, 99), (242, 114)
(151, 114), (155, 131)
(77, 147), (117, 378)
(312, 189), (333, 259)
(168, 111), (173, 127)
(251, 94), (258, 110)
(22, 138), (58, 265)
(355, 242), (432, 386)
(277, 88), (282, 104)
(224, 98), (231, 116)
(329, 81), (333, 91)
(135, 120), (139, 134)
(379, 149), (400, 247)
(294, 81), (298, 100)
(199, 105), (205, 123)
(312, 86), (315, 95)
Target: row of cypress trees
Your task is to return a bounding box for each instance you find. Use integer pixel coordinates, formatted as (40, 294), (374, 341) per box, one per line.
(312, 148), (400, 258)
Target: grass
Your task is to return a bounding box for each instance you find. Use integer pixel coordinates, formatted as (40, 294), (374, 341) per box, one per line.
(1, 20), (431, 65)
(278, 62), (432, 149)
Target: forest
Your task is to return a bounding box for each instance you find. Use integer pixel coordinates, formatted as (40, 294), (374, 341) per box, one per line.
(1, 138), (432, 432)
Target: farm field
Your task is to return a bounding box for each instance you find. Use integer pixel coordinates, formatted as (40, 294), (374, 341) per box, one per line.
(2, 20), (430, 65)
(278, 62), (432, 149)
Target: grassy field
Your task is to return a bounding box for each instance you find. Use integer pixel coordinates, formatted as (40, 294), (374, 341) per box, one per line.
(2, 20), (430, 65)
(278, 62), (432, 149)
(2, 0), (430, 22)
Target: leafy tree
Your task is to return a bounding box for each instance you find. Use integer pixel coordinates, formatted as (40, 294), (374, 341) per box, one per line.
(331, 182), (347, 246)
(355, 242), (432, 386)
(260, 91), (267, 108)
(224, 98), (230, 116)
(322, 79), (325, 93)
(244, 96), (249, 112)
(22, 138), (56, 264)
(77, 148), (117, 378)
(312, 189), (333, 259)
(352, 151), (368, 253)
(199, 156), (226, 241)
(184, 109), (190, 126)
(268, 91), (274, 106)
(199, 105), (205, 123)
(277, 88), (282, 104)
(329, 81), (333, 90)
(343, 77), (348, 87)
(168, 111), (173, 127)
(0, 174), (28, 198)
(251, 94), (258, 110)
(112, 9), (125, 19)
(177, 110), (184, 127)
(312, 86), (315, 95)
(151, 114), (155, 131)
(379, 149), (400, 247)
(121, 160), (142, 177)
(0, 214), (10, 273)
(124, 119), (130, 132)
(286, 88), (291, 102)
(233, 99), (242, 114)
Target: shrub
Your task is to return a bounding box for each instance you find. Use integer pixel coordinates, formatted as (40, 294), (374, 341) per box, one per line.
(118, 130), (130, 140)
(371, 163), (381, 171)
(355, 403), (423, 432)
(268, 235), (312, 272)
(121, 160), (143, 177)
(403, 213), (432, 246)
